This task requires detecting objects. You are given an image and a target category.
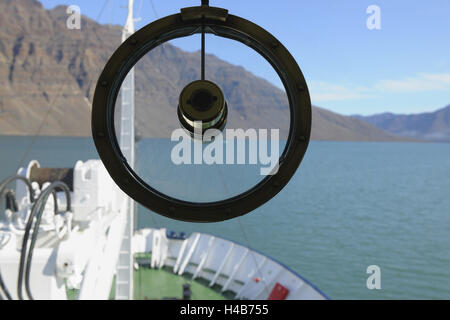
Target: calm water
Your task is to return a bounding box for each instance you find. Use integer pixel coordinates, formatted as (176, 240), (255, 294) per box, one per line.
(1, 135), (450, 299)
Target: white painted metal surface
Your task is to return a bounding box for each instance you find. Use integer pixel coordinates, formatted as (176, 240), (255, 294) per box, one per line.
(0, 248), (66, 300)
(0, 160), (125, 300)
(115, 0), (136, 300)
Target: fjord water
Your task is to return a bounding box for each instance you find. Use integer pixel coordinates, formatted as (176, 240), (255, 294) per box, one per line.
(1, 136), (449, 299)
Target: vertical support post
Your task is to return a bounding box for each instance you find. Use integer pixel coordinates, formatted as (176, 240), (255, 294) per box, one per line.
(201, 0), (208, 80)
(201, 29), (205, 80)
(115, 0), (135, 300)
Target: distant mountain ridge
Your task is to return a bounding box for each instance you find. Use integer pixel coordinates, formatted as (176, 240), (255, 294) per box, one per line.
(353, 105), (450, 142)
(0, 0), (408, 142)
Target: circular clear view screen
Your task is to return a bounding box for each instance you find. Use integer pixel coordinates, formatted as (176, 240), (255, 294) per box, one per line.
(92, 8), (312, 222)
(114, 35), (290, 203)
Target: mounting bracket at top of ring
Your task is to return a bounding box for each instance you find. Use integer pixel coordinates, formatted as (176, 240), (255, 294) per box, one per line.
(181, 6), (228, 22)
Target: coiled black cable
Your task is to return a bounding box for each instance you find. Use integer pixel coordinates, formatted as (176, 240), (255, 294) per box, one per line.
(0, 175), (36, 300)
(17, 181), (70, 300)
(0, 175), (35, 207)
(25, 183), (69, 300)
(5, 190), (19, 212)
(0, 267), (12, 300)
(25, 190), (59, 300)
(16, 191), (46, 300)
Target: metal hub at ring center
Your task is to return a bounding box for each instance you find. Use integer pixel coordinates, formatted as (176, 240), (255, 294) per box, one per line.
(177, 80), (228, 137)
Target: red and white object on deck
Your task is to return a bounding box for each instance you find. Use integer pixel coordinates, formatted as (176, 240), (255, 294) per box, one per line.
(268, 282), (290, 300)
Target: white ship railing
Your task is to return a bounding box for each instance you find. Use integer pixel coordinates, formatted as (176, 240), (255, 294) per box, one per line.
(133, 228), (328, 300)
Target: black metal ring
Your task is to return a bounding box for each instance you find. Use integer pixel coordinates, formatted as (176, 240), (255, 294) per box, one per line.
(91, 6), (312, 222)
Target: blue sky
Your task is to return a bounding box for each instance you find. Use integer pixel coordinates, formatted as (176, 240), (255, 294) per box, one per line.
(40, 0), (450, 116)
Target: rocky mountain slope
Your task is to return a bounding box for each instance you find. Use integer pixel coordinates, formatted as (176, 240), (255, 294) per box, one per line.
(353, 105), (450, 142)
(0, 0), (407, 142)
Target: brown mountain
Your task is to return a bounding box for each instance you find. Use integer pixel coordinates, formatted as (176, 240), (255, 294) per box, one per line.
(353, 105), (450, 142)
(311, 107), (406, 141)
(0, 0), (406, 141)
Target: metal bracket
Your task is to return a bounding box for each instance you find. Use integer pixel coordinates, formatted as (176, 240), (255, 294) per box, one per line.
(180, 6), (228, 22)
